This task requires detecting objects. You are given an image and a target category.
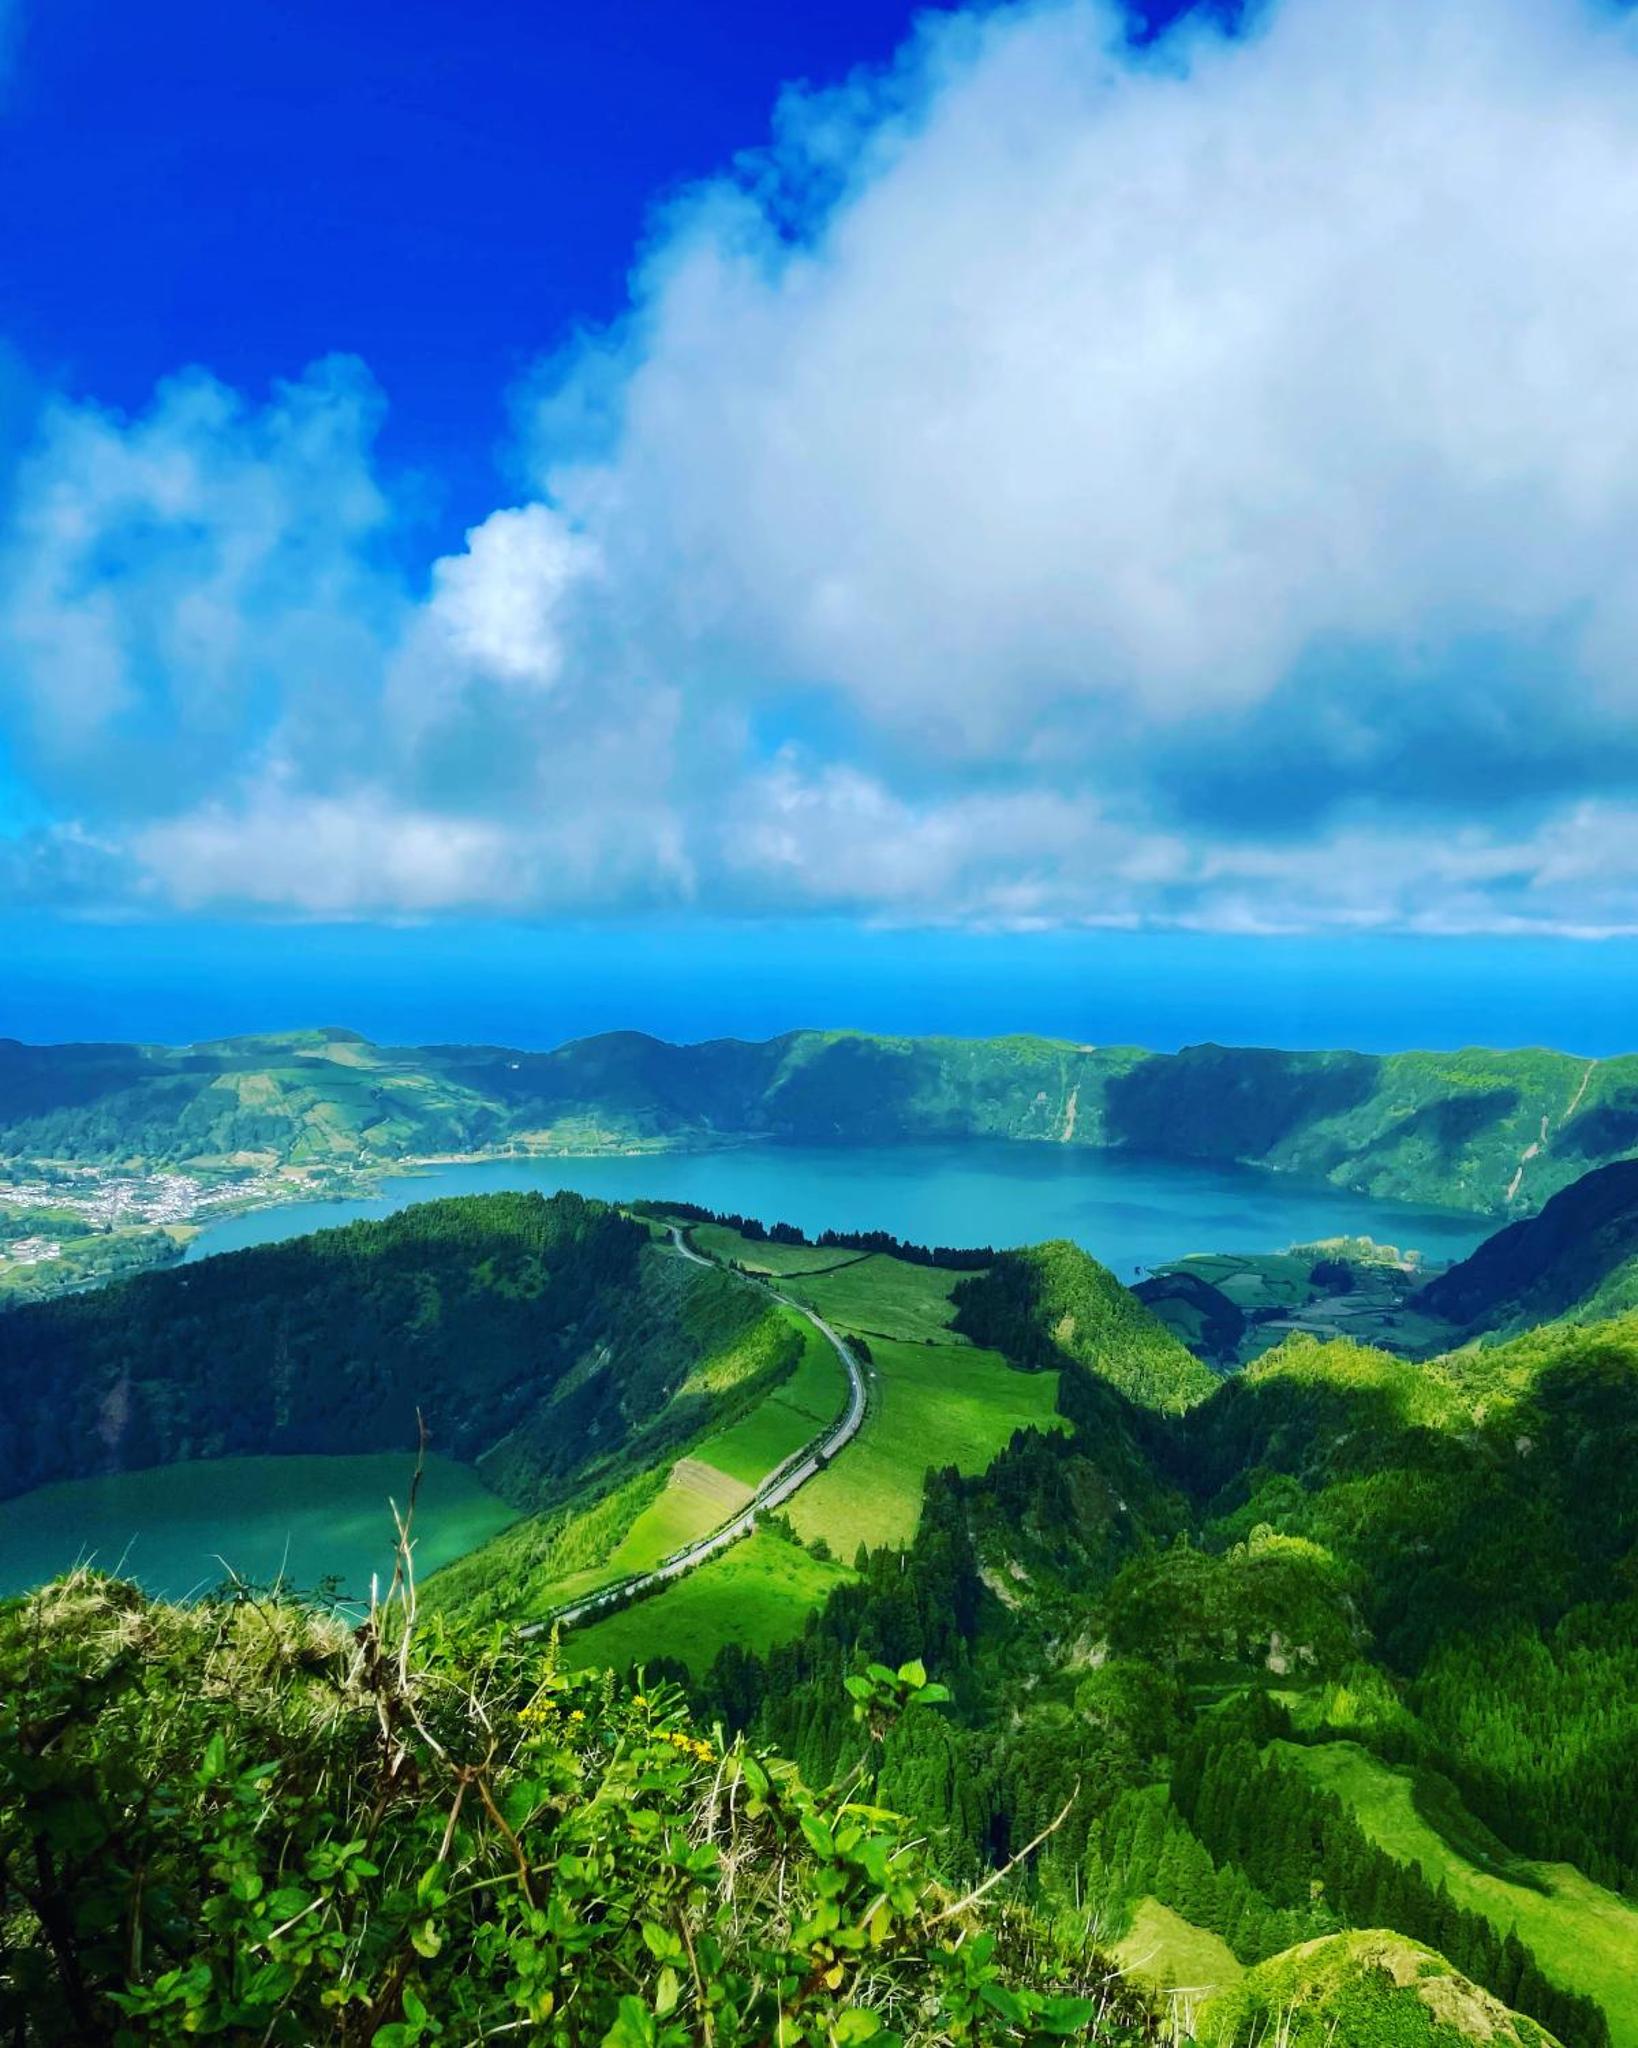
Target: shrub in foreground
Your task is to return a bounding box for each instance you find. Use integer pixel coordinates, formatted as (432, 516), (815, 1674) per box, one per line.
(0, 1570), (1151, 2046)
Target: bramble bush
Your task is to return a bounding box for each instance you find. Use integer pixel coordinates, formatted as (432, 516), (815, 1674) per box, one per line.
(0, 1567), (1153, 2046)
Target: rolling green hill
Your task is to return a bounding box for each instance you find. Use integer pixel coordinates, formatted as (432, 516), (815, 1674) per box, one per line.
(1112, 1895), (1243, 2001)
(559, 1524), (858, 1674)
(680, 1290), (1635, 2047)
(1274, 1742), (1638, 2046)
(953, 1240), (1219, 1411)
(4, 1025), (1637, 1215)
(1130, 1266), (1247, 1370)
(1205, 1930), (1562, 2048)
(515, 1219), (1067, 1663)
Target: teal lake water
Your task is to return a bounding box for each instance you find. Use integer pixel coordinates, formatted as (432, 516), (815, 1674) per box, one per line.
(185, 1140), (1490, 1280)
(0, 1453), (517, 1602)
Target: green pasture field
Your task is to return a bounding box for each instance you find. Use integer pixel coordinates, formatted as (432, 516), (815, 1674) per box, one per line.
(562, 1330), (1059, 1667)
(546, 1318), (846, 1601)
(1112, 1897), (1243, 2000)
(786, 1336), (1064, 1552)
(1161, 1252), (1314, 1309)
(560, 1528), (855, 1676)
(687, 1222), (869, 1275)
(779, 1254), (972, 1344)
(696, 1322), (847, 1485)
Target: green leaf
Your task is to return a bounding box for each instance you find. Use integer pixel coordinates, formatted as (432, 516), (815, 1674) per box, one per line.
(198, 1732), (228, 1784)
(41, 1795), (108, 1856)
(654, 1965), (681, 2018)
(411, 1918), (442, 1959)
(602, 1996), (659, 2048)
(240, 1958), (296, 2006)
(896, 1659), (927, 1690)
(800, 1813), (837, 1860)
(641, 1921), (682, 1963)
(831, 2009), (886, 2043)
(1035, 1994), (1097, 2034)
(978, 1981), (1026, 2023)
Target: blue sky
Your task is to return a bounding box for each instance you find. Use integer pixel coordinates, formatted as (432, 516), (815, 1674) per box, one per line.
(0, 0), (1003, 546)
(3, 0), (1638, 1049)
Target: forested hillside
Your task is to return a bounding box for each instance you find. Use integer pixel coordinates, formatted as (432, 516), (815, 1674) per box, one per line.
(952, 1241), (1219, 1411)
(1416, 1158), (1638, 1333)
(0, 1192), (801, 1515)
(4, 1025), (1636, 1215)
(658, 1314), (1638, 2048)
(0, 1547), (1580, 2048)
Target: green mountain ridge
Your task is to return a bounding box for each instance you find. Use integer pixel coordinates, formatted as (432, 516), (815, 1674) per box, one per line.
(665, 1253), (1637, 2045)
(1416, 1158), (1638, 1333)
(3, 1026), (1633, 1215)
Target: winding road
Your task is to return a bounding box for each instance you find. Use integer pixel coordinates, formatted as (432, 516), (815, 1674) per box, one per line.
(524, 1227), (868, 1634)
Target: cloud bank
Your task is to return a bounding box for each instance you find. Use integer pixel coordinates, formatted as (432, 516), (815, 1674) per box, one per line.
(6, 0), (1638, 931)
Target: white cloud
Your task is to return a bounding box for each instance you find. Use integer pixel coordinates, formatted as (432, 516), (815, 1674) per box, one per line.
(534, 0), (1638, 763)
(716, 767), (1638, 936)
(723, 755), (1187, 921)
(136, 789), (515, 917)
(10, 0), (1638, 932)
(0, 358), (402, 800)
(398, 504), (595, 705)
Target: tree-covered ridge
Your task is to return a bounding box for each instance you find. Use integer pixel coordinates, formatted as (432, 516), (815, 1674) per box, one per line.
(0, 1192), (799, 1515)
(5, 1026), (1638, 1215)
(953, 1242), (1219, 1412)
(0, 1571), (1570, 2048)
(1415, 1158), (1638, 1334)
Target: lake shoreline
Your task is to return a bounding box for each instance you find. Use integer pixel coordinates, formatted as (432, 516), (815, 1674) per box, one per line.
(179, 1138), (1491, 1278)
(4, 1133), (1493, 1306)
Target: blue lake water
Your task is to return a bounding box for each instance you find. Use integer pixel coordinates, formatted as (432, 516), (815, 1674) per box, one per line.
(185, 1141), (1491, 1279)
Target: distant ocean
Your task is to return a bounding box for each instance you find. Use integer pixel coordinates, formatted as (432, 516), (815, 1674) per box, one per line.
(3, 917), (1634, 1057)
